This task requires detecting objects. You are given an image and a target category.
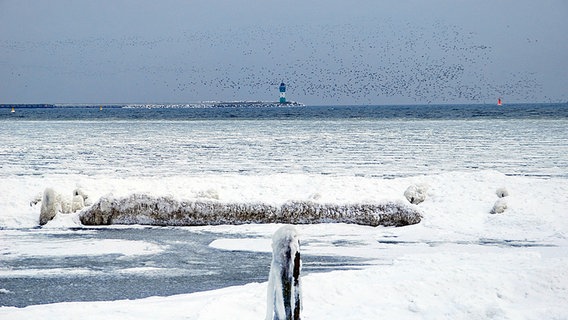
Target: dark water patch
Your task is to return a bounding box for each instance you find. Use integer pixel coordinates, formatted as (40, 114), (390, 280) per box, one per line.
(331, 240), (368, 247)
(2, 103), (567, 121)
(302, 256), (371, 272)
(377, 238), (556, 248)
(0, 227), (370, 307)
(477, 238), (556, 248)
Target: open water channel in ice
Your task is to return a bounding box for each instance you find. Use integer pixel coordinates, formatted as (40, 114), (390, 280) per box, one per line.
(0, 227), (368, 307)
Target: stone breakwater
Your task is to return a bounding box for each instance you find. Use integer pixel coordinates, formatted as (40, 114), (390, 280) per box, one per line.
(79, 194), (422, 227)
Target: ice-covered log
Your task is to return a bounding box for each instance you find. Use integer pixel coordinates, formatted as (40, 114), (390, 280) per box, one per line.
(79, 194), (422, 227)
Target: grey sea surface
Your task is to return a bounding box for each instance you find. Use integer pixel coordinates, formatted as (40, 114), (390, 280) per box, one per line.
(1, 111), (567, 179)
(0, 227), (368, 307)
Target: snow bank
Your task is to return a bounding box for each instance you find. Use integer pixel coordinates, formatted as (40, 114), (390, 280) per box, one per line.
(78, 194), (422, 227)
(0, 174), (411, 229)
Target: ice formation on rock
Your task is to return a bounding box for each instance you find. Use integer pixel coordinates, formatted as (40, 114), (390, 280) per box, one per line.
(38, 188), (90, 225)
(404, 184), (428, 205)
(496, 187), (509, 198)
(490, 198), (508, 214)
(39, 188), (59, 225)
(266, 225), (301, 320)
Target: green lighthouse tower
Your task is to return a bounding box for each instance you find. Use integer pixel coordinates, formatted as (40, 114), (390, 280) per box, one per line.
(279, 82), (286, 104)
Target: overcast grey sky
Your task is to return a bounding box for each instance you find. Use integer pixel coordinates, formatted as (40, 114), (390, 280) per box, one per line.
(1, 0), (567, 105)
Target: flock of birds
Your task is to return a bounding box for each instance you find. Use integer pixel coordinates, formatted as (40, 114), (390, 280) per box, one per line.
(172, 20), (544, 104)
(1, 18), (548, 104)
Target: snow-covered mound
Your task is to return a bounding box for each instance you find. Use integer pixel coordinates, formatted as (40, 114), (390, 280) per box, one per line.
(79, 194), (422, 227)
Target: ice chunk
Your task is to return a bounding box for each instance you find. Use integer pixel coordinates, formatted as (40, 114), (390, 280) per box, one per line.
(490, 199), (507, 214)
(39, 188), (59, 225)
(404, 184), (429, 205)
(496, 187), (509, 198)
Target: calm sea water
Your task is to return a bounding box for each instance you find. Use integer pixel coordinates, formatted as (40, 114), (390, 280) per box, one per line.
(2, 103), (568, 120)
(1, 103), (567, 178)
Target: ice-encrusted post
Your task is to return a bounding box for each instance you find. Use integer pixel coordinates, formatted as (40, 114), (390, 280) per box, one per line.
(266, 225), (302, 320)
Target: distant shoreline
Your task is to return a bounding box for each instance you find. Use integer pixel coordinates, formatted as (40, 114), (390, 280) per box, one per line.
(0, 101), (305, 109)
(3, 102), (568, 109)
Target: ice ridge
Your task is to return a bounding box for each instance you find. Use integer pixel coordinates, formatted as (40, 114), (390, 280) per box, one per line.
(79, 194), (422, 227)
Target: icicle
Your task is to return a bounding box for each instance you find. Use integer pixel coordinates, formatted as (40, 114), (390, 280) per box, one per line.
(266, 225), (302, 320)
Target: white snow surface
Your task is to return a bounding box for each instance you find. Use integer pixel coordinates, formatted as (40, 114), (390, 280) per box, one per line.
(1, 171), (568, 319)
(1, 229), (164, 259)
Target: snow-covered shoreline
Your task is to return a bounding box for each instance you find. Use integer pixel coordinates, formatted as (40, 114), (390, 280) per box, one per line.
(1, 170), (567, 318)
(3, 172), (426, 229)
(1, 224), (566, 319)
(2, 170), (567, 237)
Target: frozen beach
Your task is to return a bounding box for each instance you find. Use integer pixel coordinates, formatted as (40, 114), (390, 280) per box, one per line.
(1, 105), (568, 319)
(3, 0), (568, 315)
(1, 171), (567, 319)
